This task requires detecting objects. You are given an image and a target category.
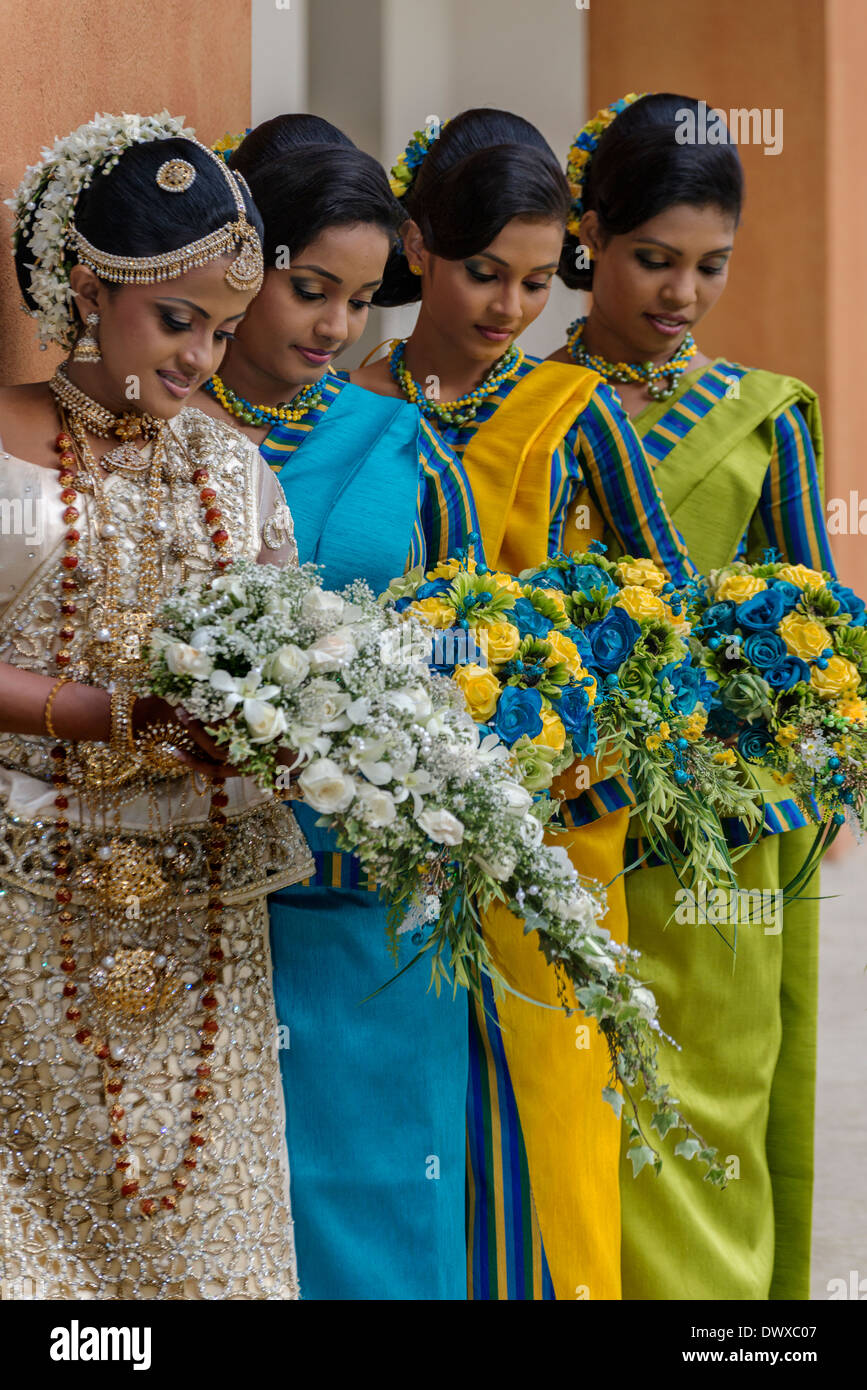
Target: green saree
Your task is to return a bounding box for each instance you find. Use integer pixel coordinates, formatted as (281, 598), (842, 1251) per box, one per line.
(619, 360), (827, 1300)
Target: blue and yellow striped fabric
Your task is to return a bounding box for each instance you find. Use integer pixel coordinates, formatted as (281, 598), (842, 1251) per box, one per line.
(260, 372), (483, 571)
(467, 975), (556, 1300)
(434, 356), (694, 586)
(639, 360), (834, 571)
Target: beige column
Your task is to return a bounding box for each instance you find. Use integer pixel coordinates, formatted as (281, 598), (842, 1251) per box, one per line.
(0, 0), (252, 386)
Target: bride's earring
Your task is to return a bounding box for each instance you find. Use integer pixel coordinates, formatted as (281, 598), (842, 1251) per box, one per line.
(72, 312), (101, 364)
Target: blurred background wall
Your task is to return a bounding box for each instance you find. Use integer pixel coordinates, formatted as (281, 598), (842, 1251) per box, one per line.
(0, 0), (251, 387)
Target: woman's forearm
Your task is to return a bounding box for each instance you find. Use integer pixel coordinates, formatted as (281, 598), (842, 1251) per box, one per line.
(0, 662), (111, 741)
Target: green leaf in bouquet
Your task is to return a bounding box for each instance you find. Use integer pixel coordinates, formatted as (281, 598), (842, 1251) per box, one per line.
(836, 623), (867, 672)
(602, 1086), (624, 1118)
(650, 1109), (679, 1139)
(674, 1137), (701, 1161)
(627, 1143), (657, 1177)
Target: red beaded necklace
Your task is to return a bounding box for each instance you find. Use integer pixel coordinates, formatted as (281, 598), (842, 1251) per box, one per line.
(49, 415), (235, 1217)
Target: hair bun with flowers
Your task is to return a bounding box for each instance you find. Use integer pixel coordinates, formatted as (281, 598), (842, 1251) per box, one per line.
(212, 130), (252, 165)
(388, 118), (449, 200)
(6, 111), (195, 349)
(565, 92), (645, 238)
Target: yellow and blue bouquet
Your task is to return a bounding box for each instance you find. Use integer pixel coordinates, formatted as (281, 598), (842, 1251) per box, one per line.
(688, 552), (867, 859)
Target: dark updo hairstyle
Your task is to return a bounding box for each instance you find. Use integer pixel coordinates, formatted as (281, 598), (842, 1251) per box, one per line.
(559, 93), (744, 291)
(15, 136), (264, 322)
(376, 108), (572, 308)
(227, 113), (403, 275)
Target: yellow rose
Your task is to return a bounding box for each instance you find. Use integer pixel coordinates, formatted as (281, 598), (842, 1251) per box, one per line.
(681, 708), (708, 741)
(616, 558), (667, 593)
(775, 724), (799, 747)
(489, 572), (525, 597)
(713, 748), (737, 767)
(616, 585), (666, 623)
(544, 630), (581, 672)
(533, 708), (566, 752)
(837, 696), (867, 725)
(779, 613), (832, 662)
(810, 655), (860, 699)
(777, 562), (827, 590)
(645, 733), (663, 753)
(537, 588), (568, 617)
(481, 621), (521, 666)
(408, 596), (456, 629)
(451, 663), (501, 721)
(716, 574), (768, 603)
(429, 557), (478, 580)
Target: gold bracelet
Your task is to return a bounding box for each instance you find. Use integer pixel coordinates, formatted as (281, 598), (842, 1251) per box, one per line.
(110, 684), (138, 757)
(43, 676), (72, 740)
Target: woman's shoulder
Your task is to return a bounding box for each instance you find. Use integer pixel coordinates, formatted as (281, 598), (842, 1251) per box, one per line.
(169, 405), (261, 468)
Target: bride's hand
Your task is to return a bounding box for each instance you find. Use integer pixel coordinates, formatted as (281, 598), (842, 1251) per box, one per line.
(132, 697), (244, 779)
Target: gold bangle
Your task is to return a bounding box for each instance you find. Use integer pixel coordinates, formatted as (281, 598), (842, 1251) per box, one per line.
(110, 684), (138, 757)
(43, 676), (72, 740)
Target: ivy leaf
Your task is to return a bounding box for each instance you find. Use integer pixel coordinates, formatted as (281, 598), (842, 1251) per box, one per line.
(674, 1138), (701, 1161)
(627, 1143), (657, 1177)
(601, 1086), (623, 1118)
(650, 1109), (678, 1139)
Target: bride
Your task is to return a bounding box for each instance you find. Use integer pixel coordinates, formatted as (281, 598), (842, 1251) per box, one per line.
(0, 113), (311, 1299)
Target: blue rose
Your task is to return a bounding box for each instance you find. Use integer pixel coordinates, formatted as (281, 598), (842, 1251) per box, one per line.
(568, 564), (619, 598)
(415, 578), (452, 600)
(554, 685), (597, 757)
(527, 565), (570, 592)
(767, 579), (801, 613)
(584, 608), (641, 673)
(765, 655), (811, 691)
(737, 725), (773, 763)
(696, 600), (737, 637)
(511, 597), (553, 639)
(658, 660), (716, 716)
(742, 631), (787, 670)
(735, 587), (788, 631)
(392, 596), (413, 613)
(829, 581), (866, 627)
(490, 685), (544, 743)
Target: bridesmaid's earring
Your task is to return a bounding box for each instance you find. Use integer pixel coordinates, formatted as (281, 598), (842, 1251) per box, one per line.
(409, 264), (423, 276)
(73, 312), (101, 364)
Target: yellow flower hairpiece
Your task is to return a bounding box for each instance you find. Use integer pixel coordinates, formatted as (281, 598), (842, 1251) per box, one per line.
(565, 92), (645, 238)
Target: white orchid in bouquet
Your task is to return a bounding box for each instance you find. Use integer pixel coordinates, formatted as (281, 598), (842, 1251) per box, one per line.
(147, 558), (726, 1182)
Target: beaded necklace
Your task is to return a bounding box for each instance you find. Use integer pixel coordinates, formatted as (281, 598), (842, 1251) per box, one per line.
(388, 337), (524, 427)
(204, 372), (325, 427)
(566, 315), (697, 401)
(49, 391), (235, 1219)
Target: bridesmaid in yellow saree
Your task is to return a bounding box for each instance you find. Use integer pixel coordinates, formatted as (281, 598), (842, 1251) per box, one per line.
(351, 108), (695, 1300)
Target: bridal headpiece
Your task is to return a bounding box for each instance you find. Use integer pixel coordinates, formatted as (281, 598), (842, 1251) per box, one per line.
(565, 92), (645, 238)
(6, 111), (264, 349)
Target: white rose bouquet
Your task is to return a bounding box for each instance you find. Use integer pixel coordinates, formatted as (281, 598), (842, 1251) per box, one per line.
(147, 558), (725, 1180)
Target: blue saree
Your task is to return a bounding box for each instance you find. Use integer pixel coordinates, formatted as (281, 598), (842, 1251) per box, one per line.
(267, 381), (469, 1300)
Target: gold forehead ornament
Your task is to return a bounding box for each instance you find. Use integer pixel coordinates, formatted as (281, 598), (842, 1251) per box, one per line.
(65, 139), (263, 293)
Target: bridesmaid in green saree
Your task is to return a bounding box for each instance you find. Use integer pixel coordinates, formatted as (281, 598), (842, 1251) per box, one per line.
(549, 93), (837, 1300)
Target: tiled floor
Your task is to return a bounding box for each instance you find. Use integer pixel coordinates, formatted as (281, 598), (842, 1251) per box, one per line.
(811, 849), (867, 1300)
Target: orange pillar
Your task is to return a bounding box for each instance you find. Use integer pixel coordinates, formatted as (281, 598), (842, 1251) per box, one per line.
(0, 0), (251, 386)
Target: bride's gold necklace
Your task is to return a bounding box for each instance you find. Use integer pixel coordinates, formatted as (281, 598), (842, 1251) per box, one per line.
(49, 362), (162, 475)
(48, 399), (236, 1218)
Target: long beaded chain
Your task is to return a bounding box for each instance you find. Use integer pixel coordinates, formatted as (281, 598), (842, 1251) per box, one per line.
(388, 337), (524, 427)
(49, 414), (235, 1218)
(565, 315), (697, 401)
(204, 371), (325, 427)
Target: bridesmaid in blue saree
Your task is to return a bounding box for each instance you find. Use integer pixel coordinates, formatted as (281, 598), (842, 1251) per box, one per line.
(195, 116), (482, 1299)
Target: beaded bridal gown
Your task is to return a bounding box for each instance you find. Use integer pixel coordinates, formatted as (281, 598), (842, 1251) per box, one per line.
(0, 408), (312, 1299)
